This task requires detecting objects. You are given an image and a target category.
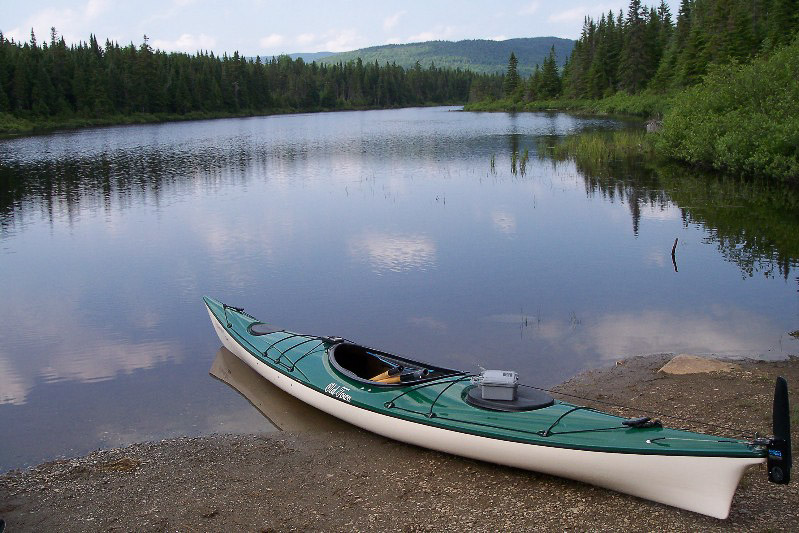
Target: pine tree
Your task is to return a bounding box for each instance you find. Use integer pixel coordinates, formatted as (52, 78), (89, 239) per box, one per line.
(657, 0), (674, 44)
(617, 0), (652, 92)
(0, 37), (9, 112)
(587, 12), (622, 97)
(503, 52), (520, 97)
(765, 0), (799, 50)
(540, 46), (562, 97)
(526, 64), (542, 100)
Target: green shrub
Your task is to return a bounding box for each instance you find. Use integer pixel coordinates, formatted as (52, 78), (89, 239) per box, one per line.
(657, 38), (799, 182)
(0, 113), (34, 135)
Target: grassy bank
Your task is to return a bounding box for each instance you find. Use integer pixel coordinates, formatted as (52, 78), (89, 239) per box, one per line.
(464, 91), (673, 118)
(543, 129), (656, 163)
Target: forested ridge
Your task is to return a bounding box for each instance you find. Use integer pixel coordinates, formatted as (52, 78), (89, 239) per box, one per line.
(0, 30), (502, 134)
(318, 37), (574, 76)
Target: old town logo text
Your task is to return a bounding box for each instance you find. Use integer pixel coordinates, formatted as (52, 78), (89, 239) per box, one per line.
(324, 383), (352, 402)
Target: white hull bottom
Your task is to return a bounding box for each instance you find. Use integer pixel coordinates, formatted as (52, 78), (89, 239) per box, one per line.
(208, 308), (764, 519)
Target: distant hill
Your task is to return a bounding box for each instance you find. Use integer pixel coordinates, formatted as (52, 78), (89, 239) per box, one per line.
(317, 37), (574, 76)
(288, 51), (335, 62)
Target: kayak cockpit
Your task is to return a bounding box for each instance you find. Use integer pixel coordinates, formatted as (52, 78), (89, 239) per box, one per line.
(328, 342), (463, 386)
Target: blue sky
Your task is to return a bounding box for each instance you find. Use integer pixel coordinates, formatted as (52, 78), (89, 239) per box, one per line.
(2, 1), (681, 56)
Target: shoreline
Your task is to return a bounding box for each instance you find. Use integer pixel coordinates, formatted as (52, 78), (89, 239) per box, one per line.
(2, 353), (797, 531)
(0, 102), (466, 139)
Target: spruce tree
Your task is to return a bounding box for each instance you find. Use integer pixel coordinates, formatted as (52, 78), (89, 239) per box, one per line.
(618, 0), (651, 92)
(766, 0), (799, 49)
(504, 52), (520, 97)
(540, 46), (561, 98)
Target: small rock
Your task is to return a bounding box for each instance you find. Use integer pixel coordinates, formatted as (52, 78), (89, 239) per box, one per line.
(658, 354), (740, 375)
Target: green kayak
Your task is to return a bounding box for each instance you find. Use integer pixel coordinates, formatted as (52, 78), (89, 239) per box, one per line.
(204, 296), (791, 519)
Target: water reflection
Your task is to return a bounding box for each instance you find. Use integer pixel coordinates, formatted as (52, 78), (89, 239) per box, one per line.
(491, 210), (517, 235)
(209, 347), (352, 433)
(0, 298), (179, 406)
(349, 232), (437, 273)
(492, 307), (798, 361)
(547, 141), (799, 279)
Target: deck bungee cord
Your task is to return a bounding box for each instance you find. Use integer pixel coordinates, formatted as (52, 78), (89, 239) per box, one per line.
(516, 383), (758, 440)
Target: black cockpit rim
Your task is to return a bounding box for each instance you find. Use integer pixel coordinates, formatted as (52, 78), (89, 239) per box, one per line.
(327, 342), (463, 386)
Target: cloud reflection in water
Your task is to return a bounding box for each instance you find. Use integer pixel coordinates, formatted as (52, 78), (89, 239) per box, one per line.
(0, 302), (179, 406)
(349, 232), (436, 273)
(488, 307), (797, 362)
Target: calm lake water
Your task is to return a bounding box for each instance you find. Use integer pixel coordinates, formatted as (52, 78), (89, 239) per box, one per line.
(1, 106), (798, 471)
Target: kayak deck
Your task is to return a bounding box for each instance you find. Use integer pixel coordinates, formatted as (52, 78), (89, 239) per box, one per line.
(205, 297), (763, 460)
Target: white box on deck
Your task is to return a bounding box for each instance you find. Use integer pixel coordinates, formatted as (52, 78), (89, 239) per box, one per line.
(472, 370), (518, 401)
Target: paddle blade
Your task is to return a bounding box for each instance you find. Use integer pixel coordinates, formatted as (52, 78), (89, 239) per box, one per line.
(774, 377), (791, 440)
(768, 376), (791, 484)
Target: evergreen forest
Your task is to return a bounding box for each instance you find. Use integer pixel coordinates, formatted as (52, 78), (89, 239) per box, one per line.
(0, 30), (502, 133)
(469, 0), (799, 181)
(562, 0), (798, 98)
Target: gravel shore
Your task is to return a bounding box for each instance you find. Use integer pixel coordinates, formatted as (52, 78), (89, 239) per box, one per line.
(2, 354), (797, 532)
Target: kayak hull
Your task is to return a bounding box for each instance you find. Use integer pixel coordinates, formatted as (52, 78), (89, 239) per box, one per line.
(206, 305), (763, 519)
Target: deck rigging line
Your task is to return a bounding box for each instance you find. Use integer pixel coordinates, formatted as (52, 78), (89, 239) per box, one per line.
(517, 383), (756, 439)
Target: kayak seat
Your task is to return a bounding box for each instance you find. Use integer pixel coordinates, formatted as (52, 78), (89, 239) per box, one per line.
(329, 343), (393, 381)
(329, 342), (459, 386)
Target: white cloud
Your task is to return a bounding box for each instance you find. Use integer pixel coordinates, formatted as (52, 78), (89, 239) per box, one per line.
(152, 33), (217, 52)
(259, 33), (284, 48)
(6, 0), (112, 45)
(296, 32), (315, 45)
(323, 29), (364, 51)
(548, 7), (588, 23)
(405, 25), (457, 43)
(3, 27), (25, 43)
(383, 10), (406, 31)
(85, 0), (109, 19)
(548, 4), (617, 24)
(520, 2), (540, 15)
(490, 34), (508, 41)
(291, 29), (367, 52)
